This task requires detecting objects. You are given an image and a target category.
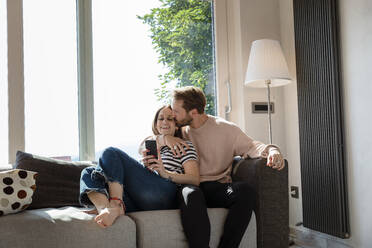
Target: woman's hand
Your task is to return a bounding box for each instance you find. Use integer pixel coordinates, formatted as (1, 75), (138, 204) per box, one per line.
(141, 149), (167, 177)
(266, 149), (285, 170)
(140, 149), (153, 168)
(146, 150), (168, 178)
(163, 135), (190, 157)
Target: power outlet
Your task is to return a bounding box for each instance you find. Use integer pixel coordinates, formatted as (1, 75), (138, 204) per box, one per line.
(290, 186), (299, 199)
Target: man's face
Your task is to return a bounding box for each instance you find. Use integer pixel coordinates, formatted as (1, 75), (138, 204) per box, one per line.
(171, 99), (193, 127)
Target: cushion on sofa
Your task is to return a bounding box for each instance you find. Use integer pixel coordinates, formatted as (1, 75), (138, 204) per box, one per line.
(0, 169), (37, 216)
(14, 151), (94, 209)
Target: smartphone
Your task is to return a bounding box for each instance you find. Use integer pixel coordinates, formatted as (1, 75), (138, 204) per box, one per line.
(145, 140), (158, 159)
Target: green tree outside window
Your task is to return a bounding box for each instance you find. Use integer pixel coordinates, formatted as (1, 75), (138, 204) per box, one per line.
(138, 0), (216, 115)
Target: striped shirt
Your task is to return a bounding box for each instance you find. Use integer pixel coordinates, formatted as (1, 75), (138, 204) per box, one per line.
(160, 141), (198, 174)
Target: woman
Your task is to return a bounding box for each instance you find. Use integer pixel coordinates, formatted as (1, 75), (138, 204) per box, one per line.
(79, 106), (200, 228)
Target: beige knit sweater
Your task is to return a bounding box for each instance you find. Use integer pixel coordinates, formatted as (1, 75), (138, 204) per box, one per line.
(182, 115), (278, 183)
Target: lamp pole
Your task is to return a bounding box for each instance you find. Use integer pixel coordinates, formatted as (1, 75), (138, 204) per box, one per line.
(266, 80), (272, 144)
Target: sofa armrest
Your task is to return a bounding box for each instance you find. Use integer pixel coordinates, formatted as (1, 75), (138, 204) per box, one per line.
(232, 157), (288, 248)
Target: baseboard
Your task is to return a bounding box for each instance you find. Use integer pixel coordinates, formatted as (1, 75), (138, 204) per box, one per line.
(290, 226), (353, 248)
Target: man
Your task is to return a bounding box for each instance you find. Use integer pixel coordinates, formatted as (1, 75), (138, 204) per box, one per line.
(158, 86), (285, 248)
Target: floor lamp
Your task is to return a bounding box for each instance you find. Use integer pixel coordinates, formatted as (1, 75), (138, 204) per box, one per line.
(245, 39), (292, 144)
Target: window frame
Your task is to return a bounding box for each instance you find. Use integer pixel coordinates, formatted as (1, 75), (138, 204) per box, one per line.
(0, 0), (9, 164)
(76, 0), (95, 161)
(7, 0), (25, 164)
(214, 0), (247, 130)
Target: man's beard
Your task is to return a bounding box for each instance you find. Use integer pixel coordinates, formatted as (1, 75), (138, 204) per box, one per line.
(176, 114), (193, 127)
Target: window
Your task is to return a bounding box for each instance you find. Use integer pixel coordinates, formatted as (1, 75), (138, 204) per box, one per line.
(92, 0), (166, 159)
(92, 0), (216, 160)
(0, 0), (8, 164)
(23, 0), (79, 160)
(5, 0), (219, 162)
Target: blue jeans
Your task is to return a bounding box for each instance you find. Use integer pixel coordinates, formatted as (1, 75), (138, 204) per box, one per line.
(79, 147), (178, 212)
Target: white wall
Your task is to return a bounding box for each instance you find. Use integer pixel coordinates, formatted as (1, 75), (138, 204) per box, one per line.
(338, 0), (372, 246)
(278, 0), (303, 229)
(239, 0), (287, 152)
(277, 0), (372, 246)
(239, 0), (372, 246)
(237, 0), (296, 226)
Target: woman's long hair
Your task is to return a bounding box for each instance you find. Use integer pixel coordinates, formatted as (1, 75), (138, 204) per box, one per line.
(152, 105), (183, 139)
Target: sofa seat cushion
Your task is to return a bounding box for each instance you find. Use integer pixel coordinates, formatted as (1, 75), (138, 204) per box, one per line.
(128, 208), (256, 248)
(0, 206), (136, 248)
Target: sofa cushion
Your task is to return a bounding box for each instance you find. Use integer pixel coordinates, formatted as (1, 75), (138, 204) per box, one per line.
(128, 208), (257, 248)
(0, 207), (256, 248)
(0, 206), (136, 248)
(0, 169), (37, 216)
(14, 151), (94, 209)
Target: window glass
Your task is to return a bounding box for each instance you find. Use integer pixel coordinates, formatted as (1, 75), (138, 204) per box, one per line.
(92, 0), (216, 160)
(23, 0), (79, 160)
(0, 0), (8, 164)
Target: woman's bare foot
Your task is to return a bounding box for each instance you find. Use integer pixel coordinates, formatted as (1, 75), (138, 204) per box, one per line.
(94, 207), (122, 228)
(94, 199), (125, 228)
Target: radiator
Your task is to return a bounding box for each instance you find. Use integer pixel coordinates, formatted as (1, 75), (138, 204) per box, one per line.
(293, 0), (349, 238)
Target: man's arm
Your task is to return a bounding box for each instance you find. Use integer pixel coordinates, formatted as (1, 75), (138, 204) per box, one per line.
(139, 134), (189, 158)
(234, 130), (285, 170)
(157, 135), (190, 157)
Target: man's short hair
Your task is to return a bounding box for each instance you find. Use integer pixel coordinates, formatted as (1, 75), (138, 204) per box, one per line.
(173, 86), (206, 114)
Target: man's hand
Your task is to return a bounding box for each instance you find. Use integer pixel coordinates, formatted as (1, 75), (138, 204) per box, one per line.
(266, 149), (285, 170)
(164, 135), (190, 157)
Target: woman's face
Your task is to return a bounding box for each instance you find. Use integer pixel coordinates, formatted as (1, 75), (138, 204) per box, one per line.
(156, 107), (177, 136)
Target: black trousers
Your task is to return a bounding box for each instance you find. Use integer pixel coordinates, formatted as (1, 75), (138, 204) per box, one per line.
(177, 181), (256, 248)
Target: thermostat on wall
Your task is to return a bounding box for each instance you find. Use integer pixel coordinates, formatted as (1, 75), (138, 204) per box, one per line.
(252, 102), (274, 114)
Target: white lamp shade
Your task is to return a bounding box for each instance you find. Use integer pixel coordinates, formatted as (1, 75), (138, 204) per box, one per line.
(245, 39), (291, 88)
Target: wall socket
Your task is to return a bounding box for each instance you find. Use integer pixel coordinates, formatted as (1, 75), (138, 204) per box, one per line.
(290, 186), (299, 198)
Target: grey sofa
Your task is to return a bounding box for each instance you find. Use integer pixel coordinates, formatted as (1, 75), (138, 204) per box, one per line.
(0, 157), (288, 248)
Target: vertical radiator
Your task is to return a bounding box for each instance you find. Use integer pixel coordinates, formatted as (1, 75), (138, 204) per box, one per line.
(293, 0), (349, 238)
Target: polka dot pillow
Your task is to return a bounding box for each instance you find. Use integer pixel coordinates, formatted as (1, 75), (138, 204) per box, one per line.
(0, 169), (37, 216)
